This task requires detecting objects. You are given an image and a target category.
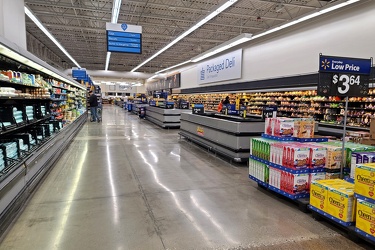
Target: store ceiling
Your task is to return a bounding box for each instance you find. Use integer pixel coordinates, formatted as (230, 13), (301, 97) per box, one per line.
(25, 0), (337, 74)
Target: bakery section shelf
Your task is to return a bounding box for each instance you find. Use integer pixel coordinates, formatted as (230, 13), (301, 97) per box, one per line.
(0, 36), (87, 235)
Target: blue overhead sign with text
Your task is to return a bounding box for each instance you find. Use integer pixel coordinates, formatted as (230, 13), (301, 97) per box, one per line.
(106, 23), (142, 54)
(319, 55), (371, 74)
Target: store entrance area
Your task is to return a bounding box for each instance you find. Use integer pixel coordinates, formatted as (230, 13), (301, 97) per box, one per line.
(0, 106), (368, 250)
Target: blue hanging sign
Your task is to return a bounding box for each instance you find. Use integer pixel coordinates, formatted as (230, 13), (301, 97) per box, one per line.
(319, 55), (371, 75)
(106, 23), (142, 54)
(318, 55), (372, 97)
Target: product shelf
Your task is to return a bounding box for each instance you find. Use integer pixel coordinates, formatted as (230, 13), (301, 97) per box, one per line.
(308, 205), (355, 227)
(249, 175), (269, 188)
(250, 155), (310, 174)
(355, 228), (375, 244)
(268, 185), (309, 200)
(354, 193), (375, 204)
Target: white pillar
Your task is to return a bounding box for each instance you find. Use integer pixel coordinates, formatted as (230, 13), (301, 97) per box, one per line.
(0, 0), (26, 49)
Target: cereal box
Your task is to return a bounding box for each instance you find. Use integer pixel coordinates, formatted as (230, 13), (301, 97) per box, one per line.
(355, 199), (375, 237)
(265, 118), (275, 135)
(294, 118), (315, 138)
(351, 152), (375, 179)
(291, 146), (310, 169)
(310, 181), (329, 212)
(355, 163), (375, 201)
(308, 172), (326, 191)
(309, 145), (327, 169)
(326, 185), (356, 222)
(274, 118), (294, 137)
(325, 145), (342, 170)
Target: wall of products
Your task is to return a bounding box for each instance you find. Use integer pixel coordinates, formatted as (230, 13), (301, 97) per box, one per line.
(174, 89), (375, 129)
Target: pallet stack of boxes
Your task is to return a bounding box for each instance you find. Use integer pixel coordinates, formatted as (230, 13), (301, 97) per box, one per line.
(354, 163), (375, 241)
(250, 118), (324, 197)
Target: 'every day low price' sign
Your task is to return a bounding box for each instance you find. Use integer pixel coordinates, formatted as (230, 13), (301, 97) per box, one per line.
(318, 55), (372, 97)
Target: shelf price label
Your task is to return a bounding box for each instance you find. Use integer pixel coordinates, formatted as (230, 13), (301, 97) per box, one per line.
(318, 55), (371, 97)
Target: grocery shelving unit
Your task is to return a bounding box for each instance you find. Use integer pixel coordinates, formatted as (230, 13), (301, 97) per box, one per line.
(0, 37), (87, 235)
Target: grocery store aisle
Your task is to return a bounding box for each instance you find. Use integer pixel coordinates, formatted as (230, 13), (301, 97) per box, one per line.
(0, 106), (369, 250)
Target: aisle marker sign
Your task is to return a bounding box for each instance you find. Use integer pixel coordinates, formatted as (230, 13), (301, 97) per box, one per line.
(106, 23), (142, 54)
(318, 55), (372, 97)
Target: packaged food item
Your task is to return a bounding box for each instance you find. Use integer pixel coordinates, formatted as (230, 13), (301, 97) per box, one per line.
(325, 145), (342, 170)
(308, 172), (326, 191)
(326, 185), (356, 222)
(265, 118), (275, 135)
(310, 179), (349, 212)
(351, 152), (375, 179)
(294, 118), (315, 138)
(355, 163), (375, 201)
(274, 118), (294, 137)
(355, 199), (375, 237)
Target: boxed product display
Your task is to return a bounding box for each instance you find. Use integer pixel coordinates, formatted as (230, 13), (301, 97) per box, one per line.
(293, 118), (315, 138)
(354, 163), (375, 201)
(326, 184), (356, 223)
(310, 179), (348, 212)
(13, 108), (24, 124)
(249, 158), (269, 184)
(325, 145), (342, 170)
(274, 118), (295, 137)
(269, 166), (309, 194)
(351, 152), (375, 179)
(308, 172), (326, 191)
(355, 199), (375, 238)
(282, 143), (310, 169)
(265, 118), (275, 135)
(307, 144), (327, 169)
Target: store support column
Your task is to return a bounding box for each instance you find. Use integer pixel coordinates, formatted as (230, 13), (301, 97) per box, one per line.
(0, 0), (27, 49)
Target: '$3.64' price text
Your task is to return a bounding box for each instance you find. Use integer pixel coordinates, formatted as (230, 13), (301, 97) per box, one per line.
(332, 74), (361, 95)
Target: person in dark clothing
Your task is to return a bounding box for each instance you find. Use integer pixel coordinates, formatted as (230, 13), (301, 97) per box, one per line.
(223, 96), (230, 105)
(89, 91), (100, 122)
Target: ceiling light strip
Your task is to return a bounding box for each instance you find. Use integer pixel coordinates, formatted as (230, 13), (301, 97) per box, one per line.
(131, 0), (238, 72)
(155, 60), (192, 74)
(24, 6), (81, 68)
(159, 0), (361, 72)
(105, 0), (123, 71)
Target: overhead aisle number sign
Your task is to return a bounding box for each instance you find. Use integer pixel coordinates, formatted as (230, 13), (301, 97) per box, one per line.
(318, 55), (372, 97)
(106, 23), (142, 54)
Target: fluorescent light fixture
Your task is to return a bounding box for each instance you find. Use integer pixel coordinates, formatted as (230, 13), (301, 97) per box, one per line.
(119, 82), (129, 86)
(131, 0), (239, 72)
(191, 0), (360, 63)
(252, 0), (359, 40)
(191, 33), (252, 62)
(105, 82), (116, 85)
(105, 0), (122, 70)
(155, 60), (191, 74)
(105, 52), (111, 71)
(111, 0), (122, 23)
(0, 44), (85, 89)
(24, 6), (81, 68)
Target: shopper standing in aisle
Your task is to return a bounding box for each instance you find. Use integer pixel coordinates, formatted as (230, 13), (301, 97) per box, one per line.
(89, 90), (100, 122)
(223, 96), (230, 105)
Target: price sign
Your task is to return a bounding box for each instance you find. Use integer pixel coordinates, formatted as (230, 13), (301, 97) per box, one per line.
(318, 55), (371, 97)
(192, 104), (204, 114)
(262, 106), (277, 119)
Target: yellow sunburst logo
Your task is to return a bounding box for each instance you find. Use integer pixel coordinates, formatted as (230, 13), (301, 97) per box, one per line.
(321, 59), (330, 70)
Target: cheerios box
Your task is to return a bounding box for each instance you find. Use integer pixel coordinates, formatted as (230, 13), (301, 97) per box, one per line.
(274, 118), (294, 137)
(356, 199), (375, 238)
(310, 180), (344, 212)
(355, 163), (375, 201)
(326, 185), (356, 222)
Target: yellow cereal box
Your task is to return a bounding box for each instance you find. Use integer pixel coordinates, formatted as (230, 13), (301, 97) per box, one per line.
(326, 186), (356, 222)
(355, 163), (375, 201)
(310, 181), (329, 212)
(356, 199), (375, 237)
(310, 180), (351, 212)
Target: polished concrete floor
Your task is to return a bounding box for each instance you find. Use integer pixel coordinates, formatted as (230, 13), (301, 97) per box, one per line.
(0, 106), (371, 250)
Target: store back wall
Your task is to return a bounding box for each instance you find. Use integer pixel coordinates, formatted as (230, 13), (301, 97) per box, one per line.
(181, 0), (375, 90)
